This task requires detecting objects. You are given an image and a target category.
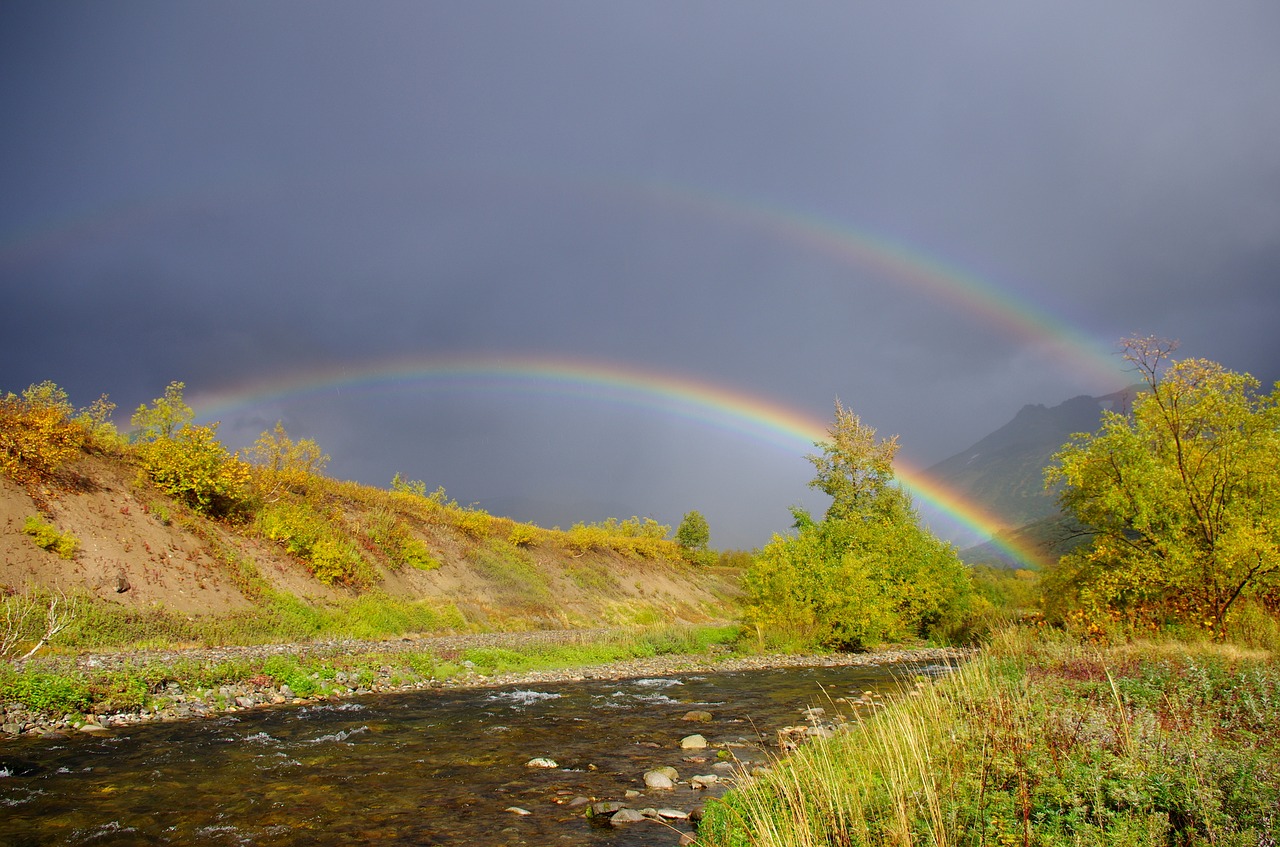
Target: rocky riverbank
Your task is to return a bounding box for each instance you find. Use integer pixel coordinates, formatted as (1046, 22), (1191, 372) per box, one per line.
(1, 630), (969, 742)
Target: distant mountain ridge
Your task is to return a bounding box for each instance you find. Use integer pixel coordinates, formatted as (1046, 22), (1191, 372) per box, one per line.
(927, 386), (1141, 565)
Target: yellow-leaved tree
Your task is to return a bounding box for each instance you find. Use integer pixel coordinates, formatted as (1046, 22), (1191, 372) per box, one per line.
(131, 381), (250, 518)
(1045, 337), (1280, 637)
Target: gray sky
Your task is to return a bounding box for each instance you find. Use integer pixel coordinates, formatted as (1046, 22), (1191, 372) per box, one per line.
(3, 2), (1278, 549)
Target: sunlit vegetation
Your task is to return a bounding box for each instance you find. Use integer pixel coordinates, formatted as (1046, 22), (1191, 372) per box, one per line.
(0, 377), (723, 639)
(743, 402), (976, 650)
(0, 382), (90, 489)
(699, 627), (1280, 847)
(21, 515), (79, 560)
(131, 381), (253, 519)
(1045, 337), (1280, 639)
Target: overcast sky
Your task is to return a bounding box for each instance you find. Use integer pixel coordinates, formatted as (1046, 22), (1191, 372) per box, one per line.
(3, 2), (1278, 549)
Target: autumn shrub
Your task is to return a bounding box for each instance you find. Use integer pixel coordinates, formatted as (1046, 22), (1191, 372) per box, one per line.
(255, 500), (375, 588)
(21, 516), (79, 559)
(134, 423), (252, 518)
(367, 508), (438, 571)
(453, 508), (494, 539)
(565, 517), (679, 559)
(507, 523), (540, 547)
(0, 386), (85, 488)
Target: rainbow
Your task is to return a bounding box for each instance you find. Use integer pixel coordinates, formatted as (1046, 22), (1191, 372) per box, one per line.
(592, 178), (1125, 389)
(192, 354), (1046, 567)
(4, 171), (1128, 392)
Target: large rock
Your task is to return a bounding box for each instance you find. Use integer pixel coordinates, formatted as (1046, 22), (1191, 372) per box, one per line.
(679, 734), (708, 749)
(643, 769), (676, 790)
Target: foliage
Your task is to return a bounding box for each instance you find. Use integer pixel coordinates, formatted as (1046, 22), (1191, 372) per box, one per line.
(566, 516), (679, 558)
(453, 508), (495, 539)
(507, 523), (540, 547)
(73, 393), (120, 446)
(21, 515), (79, 559)
(743, 403), (974, 650)
(390, 473), (455, 507)
(676, 509), (716, 564)
(131, 383), (251, 518)
(0, 382), (86, 488)
(1045, 338), (1280, 638)
(366, 508), (438, 571)
(676, 509), (711, 550)
(130, 380), (194, 441)
(135, 422), (252, 518)
(254, 500), (376, 588)
(246, 421), (329, 497)
(700, 628), (1280, 847)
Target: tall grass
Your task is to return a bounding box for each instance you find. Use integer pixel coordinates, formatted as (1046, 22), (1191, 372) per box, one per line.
(698, 627), (1280, 846)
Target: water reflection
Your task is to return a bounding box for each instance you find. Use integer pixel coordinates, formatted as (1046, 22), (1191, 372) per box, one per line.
(0, 661), (940, 846)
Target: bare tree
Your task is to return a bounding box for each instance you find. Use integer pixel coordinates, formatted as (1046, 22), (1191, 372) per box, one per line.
(1, 590), (77, 662)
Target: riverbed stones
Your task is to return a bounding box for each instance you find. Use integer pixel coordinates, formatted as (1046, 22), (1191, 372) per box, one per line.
(587, 801), (626, 817)
(681, 710), (712, 722)
(525, 757), (558, 768)
(679, 733), (708, 749)
(690, 774), (719, 789)
(643, 768), (677, 789)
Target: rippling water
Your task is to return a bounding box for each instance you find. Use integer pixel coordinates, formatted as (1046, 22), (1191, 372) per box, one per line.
(0, 661), (944, 846)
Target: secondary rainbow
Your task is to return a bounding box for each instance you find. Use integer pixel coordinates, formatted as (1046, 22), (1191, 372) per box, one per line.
(600, 178), (1126, 389)
(193, 354), (1046, 566)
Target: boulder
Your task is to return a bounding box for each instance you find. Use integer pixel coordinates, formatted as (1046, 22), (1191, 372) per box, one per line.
(679, 734), (708, 749)
(681, 710), (713, 722)
(610, 808), (646, 825)
(643, 770), (676, 790)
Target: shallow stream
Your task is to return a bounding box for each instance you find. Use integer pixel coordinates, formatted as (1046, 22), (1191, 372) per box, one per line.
(0, 660), (944, 846)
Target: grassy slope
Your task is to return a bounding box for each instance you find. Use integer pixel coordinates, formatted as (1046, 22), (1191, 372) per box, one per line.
(699, 627), (1280, 847)
(1, 446), (742, 652)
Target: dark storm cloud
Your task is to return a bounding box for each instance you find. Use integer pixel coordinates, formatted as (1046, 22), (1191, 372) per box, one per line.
(3, 1), (1279, 547)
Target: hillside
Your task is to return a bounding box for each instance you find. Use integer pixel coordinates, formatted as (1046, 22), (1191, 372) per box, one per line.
(927, 387), (1139, 529)
(926, 386), (1141, 568)
(1, 447), (740, 642)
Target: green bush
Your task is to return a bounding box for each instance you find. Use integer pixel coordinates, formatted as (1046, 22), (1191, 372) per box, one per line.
(467, 540), (552, 607)
(255, 500), (375, 588)
(6, 669), (92, 714)
(367, 509), (438, 571)
(22, 515), (79, 559)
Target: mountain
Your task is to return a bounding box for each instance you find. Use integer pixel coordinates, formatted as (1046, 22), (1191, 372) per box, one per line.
(928, 386), (1142, 566)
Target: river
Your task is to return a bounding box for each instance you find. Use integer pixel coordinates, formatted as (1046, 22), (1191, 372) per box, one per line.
(0, 659), (948, 846)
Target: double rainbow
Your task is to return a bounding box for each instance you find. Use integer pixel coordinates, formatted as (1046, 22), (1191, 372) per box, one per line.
(192, 354), (1046, 566)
